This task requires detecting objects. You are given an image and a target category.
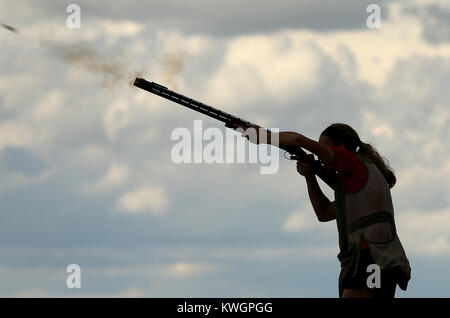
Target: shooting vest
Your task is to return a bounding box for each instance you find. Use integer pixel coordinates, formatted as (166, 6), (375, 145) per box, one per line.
(335, 153), (411, 296)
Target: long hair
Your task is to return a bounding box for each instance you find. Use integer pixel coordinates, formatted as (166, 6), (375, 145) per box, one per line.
(320, 123), (396, 188)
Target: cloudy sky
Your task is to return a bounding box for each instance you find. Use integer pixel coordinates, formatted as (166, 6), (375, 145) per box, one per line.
(0, 0), (449, 297)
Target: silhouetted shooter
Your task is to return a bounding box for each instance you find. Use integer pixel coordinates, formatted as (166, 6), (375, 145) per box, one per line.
(235, 122), (411, 298)
(133, 78), (411, 298)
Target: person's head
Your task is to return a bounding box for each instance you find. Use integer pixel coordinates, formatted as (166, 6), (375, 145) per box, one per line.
(319, 123), (396, 188)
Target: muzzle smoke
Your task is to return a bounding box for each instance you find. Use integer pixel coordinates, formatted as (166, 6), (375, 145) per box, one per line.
(43, 41), (146, 88)
(3, 22), (189, 89)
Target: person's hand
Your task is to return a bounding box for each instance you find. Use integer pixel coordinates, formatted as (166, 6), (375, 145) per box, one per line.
(227, 123), (264, 144)
(297, 154), (315, 177)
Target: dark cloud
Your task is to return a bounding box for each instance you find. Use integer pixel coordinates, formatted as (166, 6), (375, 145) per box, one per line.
(404, 3), (450, 44)
(0, 146), (47, 177)
(20, 0), (390, 36)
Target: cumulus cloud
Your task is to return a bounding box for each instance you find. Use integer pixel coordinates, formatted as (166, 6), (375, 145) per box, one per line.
(204, 33), (321, 107)
(32, 90), (64, 121)
(0, 121), (33, 151)
(398, 209), (450, 256)
(403, 0), (450, 44)
(118, 186), (169, 215)
(83, 162), (129, 193)
(1, 0), (450, 298)
(164, 262), (217, 278)
(94, 20), (144, 38)
(7, 0), (394, 37)
(102, 101), (134, 141)
(195, 3), (450, 118)
(20, 19), (144, 43)
(282, 210), (319, 233)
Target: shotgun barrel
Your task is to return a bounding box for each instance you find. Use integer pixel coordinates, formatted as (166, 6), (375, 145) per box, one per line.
(133, 77), (335, 188)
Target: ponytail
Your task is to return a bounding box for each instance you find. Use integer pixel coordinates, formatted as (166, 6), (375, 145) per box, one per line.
(321, 123), (396, 188)
(357, 142), (396, 188)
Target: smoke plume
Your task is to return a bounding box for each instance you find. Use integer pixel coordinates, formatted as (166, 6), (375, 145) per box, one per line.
(5, 23), (190, 89)
(44, 42), (190, 90)
(43, 41), (145, 88)
(158, 52), (192, 89)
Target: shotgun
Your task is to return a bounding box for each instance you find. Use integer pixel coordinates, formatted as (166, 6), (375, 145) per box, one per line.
(133, 77), (335, 188)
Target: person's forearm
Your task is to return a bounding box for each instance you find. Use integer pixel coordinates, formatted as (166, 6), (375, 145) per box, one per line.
(267, 131), (302, 150)
(241, 128), (303, 150)
(304, 175), (331, 220)
(276, 132), (335, 164)
(245, 129), (333, 164)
